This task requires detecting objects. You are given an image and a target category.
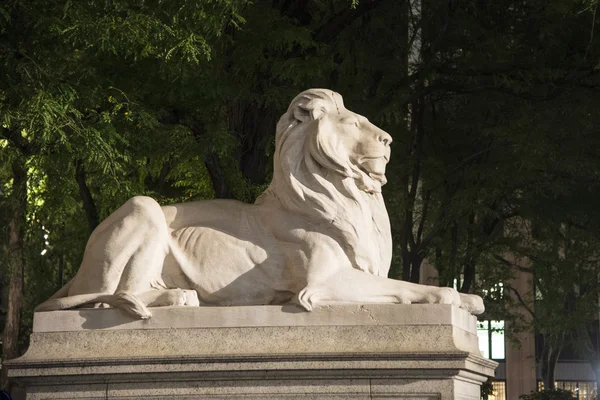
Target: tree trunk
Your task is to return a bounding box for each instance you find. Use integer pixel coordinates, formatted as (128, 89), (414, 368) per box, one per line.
(541, 343), (560, 390)
(205, 152), (233, 199)
(228, 102), (277, 187)
(401, 230), (411, 281)
(406, 95), (425, 284)
(74, 159), (99, 233)
(540, 345), (550, 389)
(460, 212), (477, 293)
(460, 258), (476, 293)
(58, 254), (64, 288)
(548, 348), (560, 389)
(400, 0), (423, 283)
(1, 159), (27, 390)
(409, 253), (424, 283)
(575, 310), (600, 395)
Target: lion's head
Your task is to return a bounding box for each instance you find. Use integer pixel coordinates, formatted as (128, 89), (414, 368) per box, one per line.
(275, 89), (392, 194)
(258, 89), (393, 277)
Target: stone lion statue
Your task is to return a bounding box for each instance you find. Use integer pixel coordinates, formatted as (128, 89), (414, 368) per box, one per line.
(37, 89), (484, 318)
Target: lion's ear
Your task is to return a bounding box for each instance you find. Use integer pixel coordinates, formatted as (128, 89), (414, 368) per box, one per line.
(293, 106), (311, 123)
(310, 105), (327, 120)
(293, 102), (327, 123)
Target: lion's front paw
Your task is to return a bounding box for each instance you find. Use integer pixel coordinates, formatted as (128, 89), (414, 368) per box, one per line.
(429, 287), (461, 307)
(459, 293), (485, 315)
(395, 296), (412, 305)
(182, 289), (200, 306)
(165, 288), (187, 306)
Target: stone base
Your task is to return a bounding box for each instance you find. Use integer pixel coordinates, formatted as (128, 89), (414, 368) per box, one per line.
(7, 304), (496, 399)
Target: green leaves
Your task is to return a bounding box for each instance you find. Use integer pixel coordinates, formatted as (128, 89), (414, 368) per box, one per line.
(54, 0), (250, 63)
(0, 0), (253, 356)
(1, 0), (600, 367)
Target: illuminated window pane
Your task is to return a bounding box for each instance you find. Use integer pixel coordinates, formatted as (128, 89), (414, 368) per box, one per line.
(490, 320), (504, 330)
(555, 382), (598, 400)
(578, 381), (597, 400)
(491, 330), (505, 359)
(492, 381), (507, 400)
(490, 320), (505, 360)
(476, 320), (505, 360)
(477, 323), (490, 359)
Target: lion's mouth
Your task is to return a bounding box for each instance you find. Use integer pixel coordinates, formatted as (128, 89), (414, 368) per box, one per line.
(357, 164), (387, 185)
(368, 172), (386, 183)
(360, 155), (388, 162)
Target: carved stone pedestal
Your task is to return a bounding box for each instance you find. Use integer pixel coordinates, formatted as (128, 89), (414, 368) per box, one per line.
(7, 304), (496, 399)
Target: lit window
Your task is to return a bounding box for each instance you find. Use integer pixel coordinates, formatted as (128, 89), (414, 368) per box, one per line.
(554, 381), (597, 400)
(491, 381), (507, 400)
(477, 320), (505, 360)
(477, 322), (490, 359)
(490, 320), (505, 359)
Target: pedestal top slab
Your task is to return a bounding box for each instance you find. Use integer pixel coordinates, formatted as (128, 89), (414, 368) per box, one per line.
(33, 303), (477, 332)
(12, 304), (491, 365)
(9, 304), (497, 399)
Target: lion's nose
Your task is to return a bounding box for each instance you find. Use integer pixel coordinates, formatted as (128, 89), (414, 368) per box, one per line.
(379, 132), (392, 146)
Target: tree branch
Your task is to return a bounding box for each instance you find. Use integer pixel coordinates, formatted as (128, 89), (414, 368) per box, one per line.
(505, 285), (536, 319)
(493, 254), (533, 274)
(314, 0), (387, 43)
(74, 159), (100, 233)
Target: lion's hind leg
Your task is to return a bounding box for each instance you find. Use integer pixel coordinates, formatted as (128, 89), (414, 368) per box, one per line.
(35, 289), (200, 319)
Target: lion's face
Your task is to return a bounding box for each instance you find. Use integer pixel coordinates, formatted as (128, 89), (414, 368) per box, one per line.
(328, 109), (392, 184)
(314, 106), (392, 188)
(278, 89), (394, 193)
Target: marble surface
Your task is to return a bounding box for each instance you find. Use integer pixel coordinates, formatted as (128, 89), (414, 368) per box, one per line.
(8, 304), (496, 399)
(36, 89), (484, 320)
(32, 303), (478, 331)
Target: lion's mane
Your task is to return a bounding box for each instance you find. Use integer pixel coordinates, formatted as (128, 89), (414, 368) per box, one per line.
(256, 89), (392, 277)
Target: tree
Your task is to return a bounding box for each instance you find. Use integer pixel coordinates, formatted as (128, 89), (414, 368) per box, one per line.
(1, 0), (600, 393)
(0, 0), (250, 389)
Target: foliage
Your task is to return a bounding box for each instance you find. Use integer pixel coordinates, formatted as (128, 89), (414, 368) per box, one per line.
(1, 0), (600, 390)
(519, 389), (576, 400)
(480, 378), (494, 400)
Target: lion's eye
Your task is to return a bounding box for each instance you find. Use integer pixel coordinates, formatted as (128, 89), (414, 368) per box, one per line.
(342, 118), (360, 126)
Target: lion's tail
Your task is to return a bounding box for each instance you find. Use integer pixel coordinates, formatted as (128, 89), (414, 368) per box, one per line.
(35, 289), (151, 319)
